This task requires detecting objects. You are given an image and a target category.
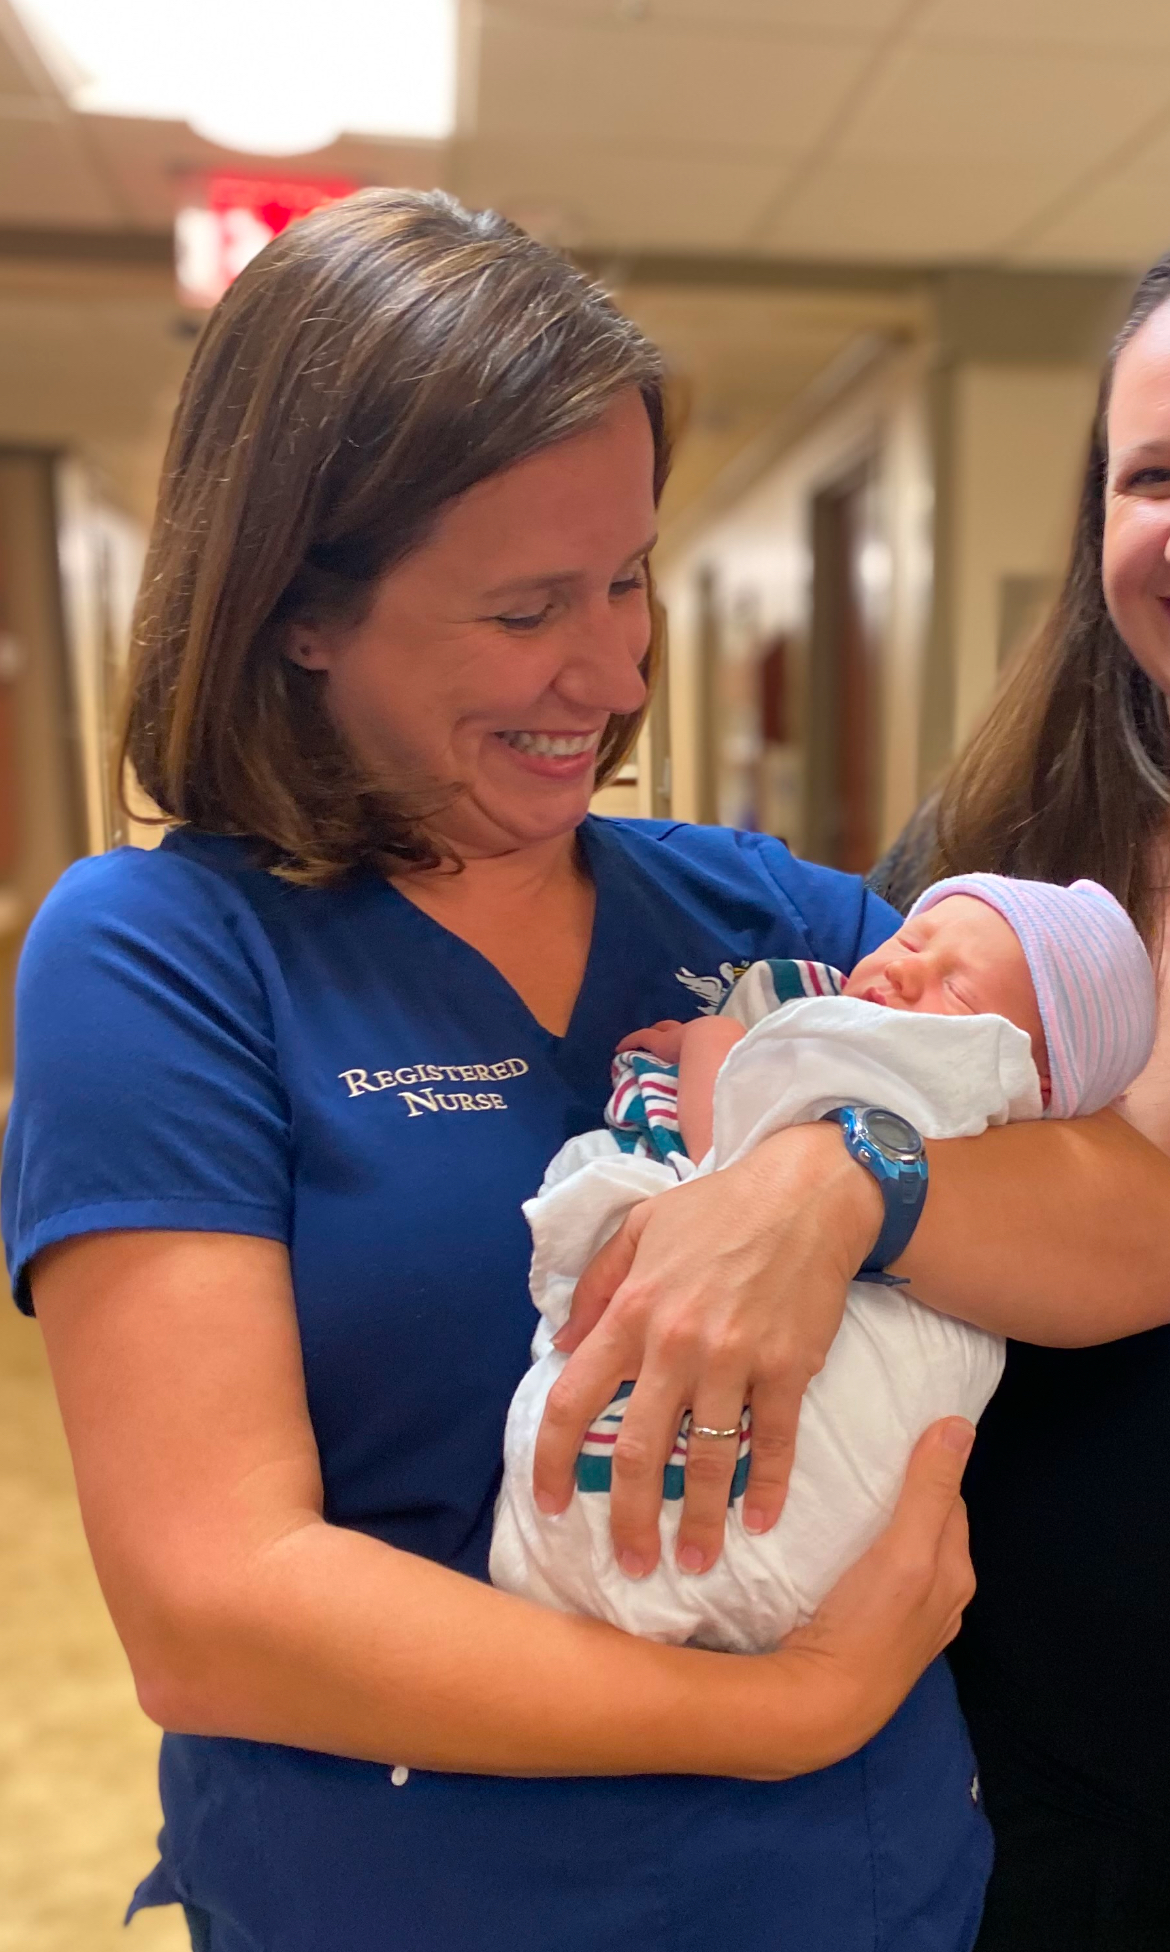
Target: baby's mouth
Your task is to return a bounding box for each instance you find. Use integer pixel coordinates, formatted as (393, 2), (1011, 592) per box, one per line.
(852, 983), (903, 1008)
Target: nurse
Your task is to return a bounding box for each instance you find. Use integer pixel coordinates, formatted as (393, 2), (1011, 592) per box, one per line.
(5, 189), (1170, 1952)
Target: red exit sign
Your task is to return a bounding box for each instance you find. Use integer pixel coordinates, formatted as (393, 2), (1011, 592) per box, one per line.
(176, 172), (357, 309)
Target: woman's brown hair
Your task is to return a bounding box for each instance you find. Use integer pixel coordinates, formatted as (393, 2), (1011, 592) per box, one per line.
(932, 254), (1170, 943)
(122, 188), (671, 881)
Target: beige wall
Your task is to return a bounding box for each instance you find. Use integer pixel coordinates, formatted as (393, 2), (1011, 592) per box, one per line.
(657, 339), (934, 855)
(55, 462), (151, 853)
(0, 261), (187, 531)
(949, 362), (1098, 749)
(653, 345), (1108, 860)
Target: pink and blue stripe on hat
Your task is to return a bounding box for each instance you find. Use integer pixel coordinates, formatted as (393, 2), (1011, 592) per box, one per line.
(908, 874), (1157, 1120)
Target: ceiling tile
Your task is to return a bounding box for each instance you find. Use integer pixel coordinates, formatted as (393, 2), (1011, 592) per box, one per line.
(466, 138), (782, 248)
(0, 1), (62, 96)
(646, 0), (907, 26)
(476, 11), (870, 152)
(626, 289), (888, 396)
(1013, 130), (1170, 268)
(0, 41), (39, 94)
(489, 0), (906, 31)
(837, 43), (1170, 168)
(763, 155), (1080, 260)
(918, 0), (1170, 52)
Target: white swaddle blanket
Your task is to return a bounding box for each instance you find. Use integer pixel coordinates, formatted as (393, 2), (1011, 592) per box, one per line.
(490, 969), (1041, 1654)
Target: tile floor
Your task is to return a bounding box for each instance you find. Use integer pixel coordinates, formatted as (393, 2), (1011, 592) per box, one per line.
(0, 1295), (186, 1951)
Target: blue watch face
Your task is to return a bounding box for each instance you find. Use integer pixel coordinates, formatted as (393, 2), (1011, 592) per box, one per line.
(859, 1108), (922, 1162)
(824, 1105), (927, 1276)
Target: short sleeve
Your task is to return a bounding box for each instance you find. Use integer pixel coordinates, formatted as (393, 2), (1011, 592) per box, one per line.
(734, 831), (901, 971)
(2, 850), (292, 1312)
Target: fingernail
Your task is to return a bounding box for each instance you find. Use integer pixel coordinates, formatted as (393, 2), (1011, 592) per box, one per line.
(941, 1420), (975, 1455)
(551, 1327), (570, 1349)
(618, 1549), (647, 1579)
(742, 1507), (770, 1535)
(677, 1544), (706, 1574)
(534, 1489), (561, 1515)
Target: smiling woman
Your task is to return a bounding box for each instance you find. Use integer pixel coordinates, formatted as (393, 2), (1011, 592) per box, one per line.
(925, 255), (1170, 947)
(4, 186), (999, 1952)
(869, 251), (1170, 1952)
(122, 190), (668, 885)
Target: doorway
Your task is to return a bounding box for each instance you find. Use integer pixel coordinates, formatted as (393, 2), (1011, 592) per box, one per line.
(803, 463), (883, 873)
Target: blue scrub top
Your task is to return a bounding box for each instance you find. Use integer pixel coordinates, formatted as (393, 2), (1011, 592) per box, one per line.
(2, 816), (991, 1952)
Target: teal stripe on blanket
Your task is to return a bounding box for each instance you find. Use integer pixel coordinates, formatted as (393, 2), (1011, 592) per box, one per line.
(575, 1451), (750, 1503)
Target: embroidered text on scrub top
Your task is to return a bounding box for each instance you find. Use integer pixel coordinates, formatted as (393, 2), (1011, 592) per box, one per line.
(338, 1055), (530, 1115)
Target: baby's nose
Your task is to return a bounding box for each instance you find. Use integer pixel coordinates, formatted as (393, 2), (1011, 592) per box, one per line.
(888, 956), (924, 1001)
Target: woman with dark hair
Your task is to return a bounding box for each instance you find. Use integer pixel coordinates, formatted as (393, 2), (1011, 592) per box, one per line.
(871, 255), (1170, 1951)
(5, 190), (1170, 1952)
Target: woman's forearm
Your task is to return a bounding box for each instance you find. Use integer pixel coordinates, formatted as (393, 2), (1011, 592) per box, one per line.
(898, 1109), (1170, 1343)
(140, 1412), (978, 1782)
(34, 1232), (829, 1783)
(33, 1229), (968, 1774)
(142, 1514), (844, 1779)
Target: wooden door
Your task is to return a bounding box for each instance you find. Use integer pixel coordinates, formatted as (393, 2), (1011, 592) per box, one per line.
(805, 466), (881, 872)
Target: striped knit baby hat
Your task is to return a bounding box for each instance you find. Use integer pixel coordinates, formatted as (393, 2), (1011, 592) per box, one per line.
(907, 874), (1156, 1119)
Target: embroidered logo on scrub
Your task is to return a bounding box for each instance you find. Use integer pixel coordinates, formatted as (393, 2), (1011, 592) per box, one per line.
(576, 1385), (751, 1503)
(338, 1056), (529, 1116)
(674, 962), (750, 1013)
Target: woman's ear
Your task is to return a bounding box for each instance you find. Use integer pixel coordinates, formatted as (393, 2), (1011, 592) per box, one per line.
(284, 624), (334, 673)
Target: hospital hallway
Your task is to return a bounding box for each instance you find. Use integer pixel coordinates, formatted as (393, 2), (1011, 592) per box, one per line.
(6, 0), (1170, 1943)
(0, 1292), (184, 1951)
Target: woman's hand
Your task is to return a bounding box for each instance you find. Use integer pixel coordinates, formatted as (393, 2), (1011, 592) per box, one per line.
(745, 1418), (977, 1778)
(532, 1121), (883, 1577)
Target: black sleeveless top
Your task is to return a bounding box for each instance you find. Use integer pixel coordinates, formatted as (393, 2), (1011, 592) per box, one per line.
(951, 1332), (1170, 1829)
(869, 826), (1170, 1832)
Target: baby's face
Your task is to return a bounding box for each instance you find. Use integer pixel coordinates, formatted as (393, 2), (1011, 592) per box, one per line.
(844, 895), (1050, 1084)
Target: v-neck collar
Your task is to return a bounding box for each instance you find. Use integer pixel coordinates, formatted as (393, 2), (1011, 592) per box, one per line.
(375, 818), (617, 1054)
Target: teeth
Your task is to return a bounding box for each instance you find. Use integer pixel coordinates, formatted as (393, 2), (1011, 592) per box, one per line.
(499, 731), (599, 757)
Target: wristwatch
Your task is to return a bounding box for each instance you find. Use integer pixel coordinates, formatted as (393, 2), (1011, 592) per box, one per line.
(821, 1105), (928, 1279)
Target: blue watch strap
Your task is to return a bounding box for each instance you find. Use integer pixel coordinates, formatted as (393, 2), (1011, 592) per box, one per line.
(865, 1162), (928, 1272)
(821, 1105), (928, 1276)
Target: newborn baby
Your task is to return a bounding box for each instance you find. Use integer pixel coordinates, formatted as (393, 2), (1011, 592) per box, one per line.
(491, 875), (1156, 1654)
(616, 887), (1055, 1168)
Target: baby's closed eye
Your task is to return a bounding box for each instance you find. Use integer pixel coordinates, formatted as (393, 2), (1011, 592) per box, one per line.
(942, 977), (977, 1011)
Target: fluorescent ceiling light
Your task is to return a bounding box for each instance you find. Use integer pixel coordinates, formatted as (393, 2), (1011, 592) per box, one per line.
(14, 0), (456, 153)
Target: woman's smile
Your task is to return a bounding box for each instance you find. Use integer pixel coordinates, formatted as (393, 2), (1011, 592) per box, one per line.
(494, 727), (603, 779)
